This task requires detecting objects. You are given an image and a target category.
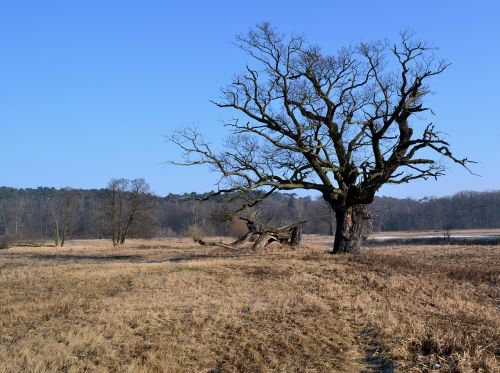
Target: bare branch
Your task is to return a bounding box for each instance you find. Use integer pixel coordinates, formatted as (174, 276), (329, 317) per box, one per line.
(169, 23), (472, 224)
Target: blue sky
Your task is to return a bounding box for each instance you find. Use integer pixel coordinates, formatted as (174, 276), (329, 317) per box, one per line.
(1, 1), (499, 198)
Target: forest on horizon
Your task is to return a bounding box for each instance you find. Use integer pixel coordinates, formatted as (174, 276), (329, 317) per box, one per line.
(1, 185), (499, 244)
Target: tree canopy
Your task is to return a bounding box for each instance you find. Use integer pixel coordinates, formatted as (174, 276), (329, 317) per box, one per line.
(172, 23), (472, 252)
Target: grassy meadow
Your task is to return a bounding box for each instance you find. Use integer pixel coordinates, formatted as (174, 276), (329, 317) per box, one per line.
(0, 238), (498, 372)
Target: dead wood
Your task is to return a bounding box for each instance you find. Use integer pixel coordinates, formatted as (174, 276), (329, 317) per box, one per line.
(195, 217), (306, 251)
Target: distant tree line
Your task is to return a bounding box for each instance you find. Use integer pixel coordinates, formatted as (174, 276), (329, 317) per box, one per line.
(0, 185), (499, 244)
(370, 191), (500, 231)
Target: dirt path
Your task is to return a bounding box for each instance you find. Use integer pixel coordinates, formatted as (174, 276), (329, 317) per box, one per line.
(358, 328), (395, 373)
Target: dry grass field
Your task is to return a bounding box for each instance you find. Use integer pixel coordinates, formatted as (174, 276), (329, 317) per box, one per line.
(0, 238), (498, 372)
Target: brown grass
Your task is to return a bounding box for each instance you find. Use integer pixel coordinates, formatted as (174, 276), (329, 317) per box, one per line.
(0, 238), (498, 372)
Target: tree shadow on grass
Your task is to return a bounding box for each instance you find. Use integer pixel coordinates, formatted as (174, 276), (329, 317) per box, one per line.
(0, 252), (244, 264)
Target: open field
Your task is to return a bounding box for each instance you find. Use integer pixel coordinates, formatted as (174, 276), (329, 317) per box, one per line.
(0, 238), (498, 372)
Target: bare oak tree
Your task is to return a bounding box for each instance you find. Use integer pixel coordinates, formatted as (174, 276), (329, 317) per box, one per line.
(171, 24), (471, 253)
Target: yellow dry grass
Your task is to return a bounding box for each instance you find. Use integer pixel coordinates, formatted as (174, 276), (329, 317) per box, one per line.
(0, 238), (498, 372)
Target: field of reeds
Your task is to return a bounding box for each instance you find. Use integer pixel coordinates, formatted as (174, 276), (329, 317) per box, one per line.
(0, 237), (498, 372)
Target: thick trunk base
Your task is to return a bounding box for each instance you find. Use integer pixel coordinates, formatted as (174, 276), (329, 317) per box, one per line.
(333, 205), (370, 254)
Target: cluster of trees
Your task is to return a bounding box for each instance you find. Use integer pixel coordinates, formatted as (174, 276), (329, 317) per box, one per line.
(0, 179), (154, 246)
(1, 184), (499, 245)
(371, 191), (500, 231)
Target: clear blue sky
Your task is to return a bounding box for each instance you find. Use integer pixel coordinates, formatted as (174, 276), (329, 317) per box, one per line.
(1, 1), (499, 198)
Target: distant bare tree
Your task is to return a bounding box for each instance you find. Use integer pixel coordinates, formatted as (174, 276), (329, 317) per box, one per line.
(49, 188), (76, 247)
(106, 178), (151, 245)
(171, 23), (472, 253)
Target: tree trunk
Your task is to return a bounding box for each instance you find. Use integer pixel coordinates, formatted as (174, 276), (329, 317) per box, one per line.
(251, 232), (272, 251)
(290, 226), (302, 246)
(52, 214), (60, 247)
(61, 221), (67, 247)
(332, 205), (370, 254)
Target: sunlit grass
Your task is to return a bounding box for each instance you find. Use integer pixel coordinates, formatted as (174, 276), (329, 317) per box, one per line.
(0, 239), (498, 372)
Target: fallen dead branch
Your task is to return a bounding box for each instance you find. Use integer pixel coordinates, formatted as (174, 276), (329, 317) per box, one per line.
(195, 217), (307, 250)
